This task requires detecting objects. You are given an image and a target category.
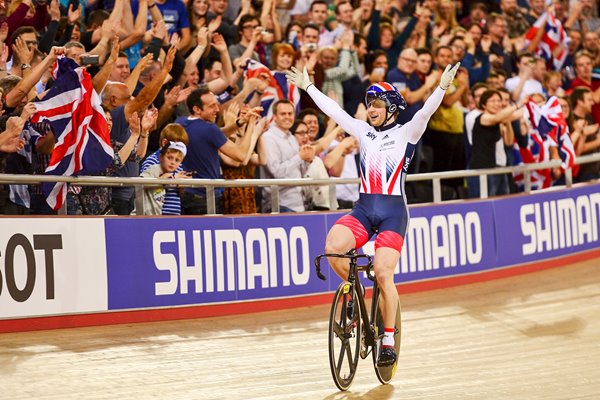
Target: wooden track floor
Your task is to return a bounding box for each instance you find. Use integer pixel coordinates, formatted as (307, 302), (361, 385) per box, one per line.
(1, 259), (599, 400)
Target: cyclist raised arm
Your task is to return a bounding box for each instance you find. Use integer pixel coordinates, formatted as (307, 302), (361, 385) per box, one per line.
(286, 63), (460, 367)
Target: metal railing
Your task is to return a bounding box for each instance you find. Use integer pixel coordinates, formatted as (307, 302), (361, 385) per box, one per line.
(0, 153), (598, 215)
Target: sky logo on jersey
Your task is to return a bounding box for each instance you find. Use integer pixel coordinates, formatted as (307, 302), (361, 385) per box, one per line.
(367, 131), (377, 140)
(403, 157), (411, 172)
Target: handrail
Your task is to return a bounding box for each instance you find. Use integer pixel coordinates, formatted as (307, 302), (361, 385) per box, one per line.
(0, 153), (598, 215)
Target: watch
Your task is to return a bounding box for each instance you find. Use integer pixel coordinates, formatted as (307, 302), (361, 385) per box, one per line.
(21, 63), (31, 70)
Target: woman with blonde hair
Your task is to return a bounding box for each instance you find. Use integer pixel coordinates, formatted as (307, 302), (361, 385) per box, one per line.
(433, 0), (458, 38)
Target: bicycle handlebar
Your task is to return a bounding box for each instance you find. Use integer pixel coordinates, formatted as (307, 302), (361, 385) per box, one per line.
(314, 253), (375, 282)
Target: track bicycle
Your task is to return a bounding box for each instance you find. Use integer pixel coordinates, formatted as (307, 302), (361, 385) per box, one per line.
(315, 251), (401, 391)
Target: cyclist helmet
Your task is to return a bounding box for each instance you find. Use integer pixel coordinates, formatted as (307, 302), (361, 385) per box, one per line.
(365, 82), (407, 114)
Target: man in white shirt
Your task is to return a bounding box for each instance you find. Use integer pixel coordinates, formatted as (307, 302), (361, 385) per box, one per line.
(260, 99), (316, 212)
(505, 53), (544, 102)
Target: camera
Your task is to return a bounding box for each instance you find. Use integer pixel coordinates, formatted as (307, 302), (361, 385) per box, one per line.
(80, 54), (99, 66)
(306, 43), (317, 52)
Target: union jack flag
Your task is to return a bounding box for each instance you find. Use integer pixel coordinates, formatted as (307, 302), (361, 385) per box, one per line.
(513, 96), (576, 190)
(525, 96), (575, 170)
(512, 140), (552, 191)
(244, 59), (300, 119)
(523, 11), (570, 71)
(31, 56), (113, 211)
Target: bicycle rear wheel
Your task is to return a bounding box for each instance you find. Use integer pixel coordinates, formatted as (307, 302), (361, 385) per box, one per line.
(328, 281), (362, 391)
(371, 292), (401, 384)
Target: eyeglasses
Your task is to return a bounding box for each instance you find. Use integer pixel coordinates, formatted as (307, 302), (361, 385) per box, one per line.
(294, 130), (310, 136)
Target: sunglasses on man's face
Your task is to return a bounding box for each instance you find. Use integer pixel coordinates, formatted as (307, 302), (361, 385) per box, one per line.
(365, 96), (387, 109)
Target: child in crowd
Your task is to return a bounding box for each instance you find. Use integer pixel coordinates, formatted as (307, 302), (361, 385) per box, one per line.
(140, 142), (191, 215)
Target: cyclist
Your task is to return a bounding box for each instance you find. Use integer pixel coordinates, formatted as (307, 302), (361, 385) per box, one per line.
(286, 63), (460, 367)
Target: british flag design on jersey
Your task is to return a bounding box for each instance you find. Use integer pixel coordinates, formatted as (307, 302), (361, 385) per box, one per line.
(306, 84), (446, 197)
(358, 128), (416, 196)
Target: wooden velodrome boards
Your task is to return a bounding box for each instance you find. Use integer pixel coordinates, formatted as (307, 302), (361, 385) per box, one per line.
(0, 258), (598, 399)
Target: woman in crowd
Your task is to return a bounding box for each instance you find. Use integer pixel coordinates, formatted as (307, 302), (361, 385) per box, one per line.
(468, 89), (522, 198)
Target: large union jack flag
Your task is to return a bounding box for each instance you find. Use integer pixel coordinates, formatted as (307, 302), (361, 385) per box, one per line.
(244, 59), (300, 119)
(523, 11), (570, 71)
(31, 56), (113, 211)
(526, 96), (575, 170)
(514, 96), (576, 191)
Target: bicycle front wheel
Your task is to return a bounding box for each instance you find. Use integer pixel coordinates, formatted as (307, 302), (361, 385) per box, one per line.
(371, 292), (401, 385)
(328, 281), (362, 391)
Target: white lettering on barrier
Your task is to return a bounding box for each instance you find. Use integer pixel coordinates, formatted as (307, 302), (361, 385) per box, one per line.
(362, 212), (483, 273)
(152, 227), (310, 295)
(401, 212), (482, 272)
(153, 214), (483, 295)
(520, 194), (600, 255)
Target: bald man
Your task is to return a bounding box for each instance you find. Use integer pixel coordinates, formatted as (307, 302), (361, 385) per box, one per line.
(386, 48), (439, 125)
(385, 48), (440, 178)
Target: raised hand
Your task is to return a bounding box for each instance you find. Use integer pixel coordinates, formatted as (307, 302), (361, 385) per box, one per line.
(6, 116), (26, 136)
(0, 43), (9, 66)
(128, 111), (141, 137)
(0, 22), (6, 44)
(196, 27), (209, 49)
(68, 3), (81, 25)
(13, 36), (33, 65)
(224, 101), (241, 127)
(169, 32), (181, 49)
(480, 34), (492, 53)
(211, 33), (227, 53)
(163, 45), (177, 71)
(107, 37), (120, 64)
(152, 20), (167, 41)
(136, 53), (155, 71)
(141, 107), (158, 132)
(285, 66), (313, 91)
(254, 117), (268, 136)
(20, 103), (37, 120)
(439, 62), (460, 90)
(49, 0), (60, 22)
(48, 46), (66, 62)
(208, 15), (222, 34)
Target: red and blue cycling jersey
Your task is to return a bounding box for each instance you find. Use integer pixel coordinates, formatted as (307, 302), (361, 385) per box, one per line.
(306, 84), (446, 251)
(306, 85), (445, 197)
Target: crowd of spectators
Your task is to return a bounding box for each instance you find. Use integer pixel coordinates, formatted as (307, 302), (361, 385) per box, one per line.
(0, 0), (599, 216)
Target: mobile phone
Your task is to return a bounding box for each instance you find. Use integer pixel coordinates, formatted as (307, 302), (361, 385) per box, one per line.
(80, 54), (99, 66)
(373, 67), (385, 75)
(306, 43), (317, 52)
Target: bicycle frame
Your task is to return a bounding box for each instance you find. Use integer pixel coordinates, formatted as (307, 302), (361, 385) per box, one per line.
(315, 253), (379, 349)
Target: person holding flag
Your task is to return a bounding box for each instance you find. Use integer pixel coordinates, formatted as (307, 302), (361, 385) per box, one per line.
(523, 4), (570, 71)
(30, 47), (114, 211)
(245, 43), (300, 119)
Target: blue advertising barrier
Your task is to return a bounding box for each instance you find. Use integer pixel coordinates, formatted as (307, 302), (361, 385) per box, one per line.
(493, 186), (600, 267)
(104, 183), (600, 312)
(105, 214), (331, 310)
